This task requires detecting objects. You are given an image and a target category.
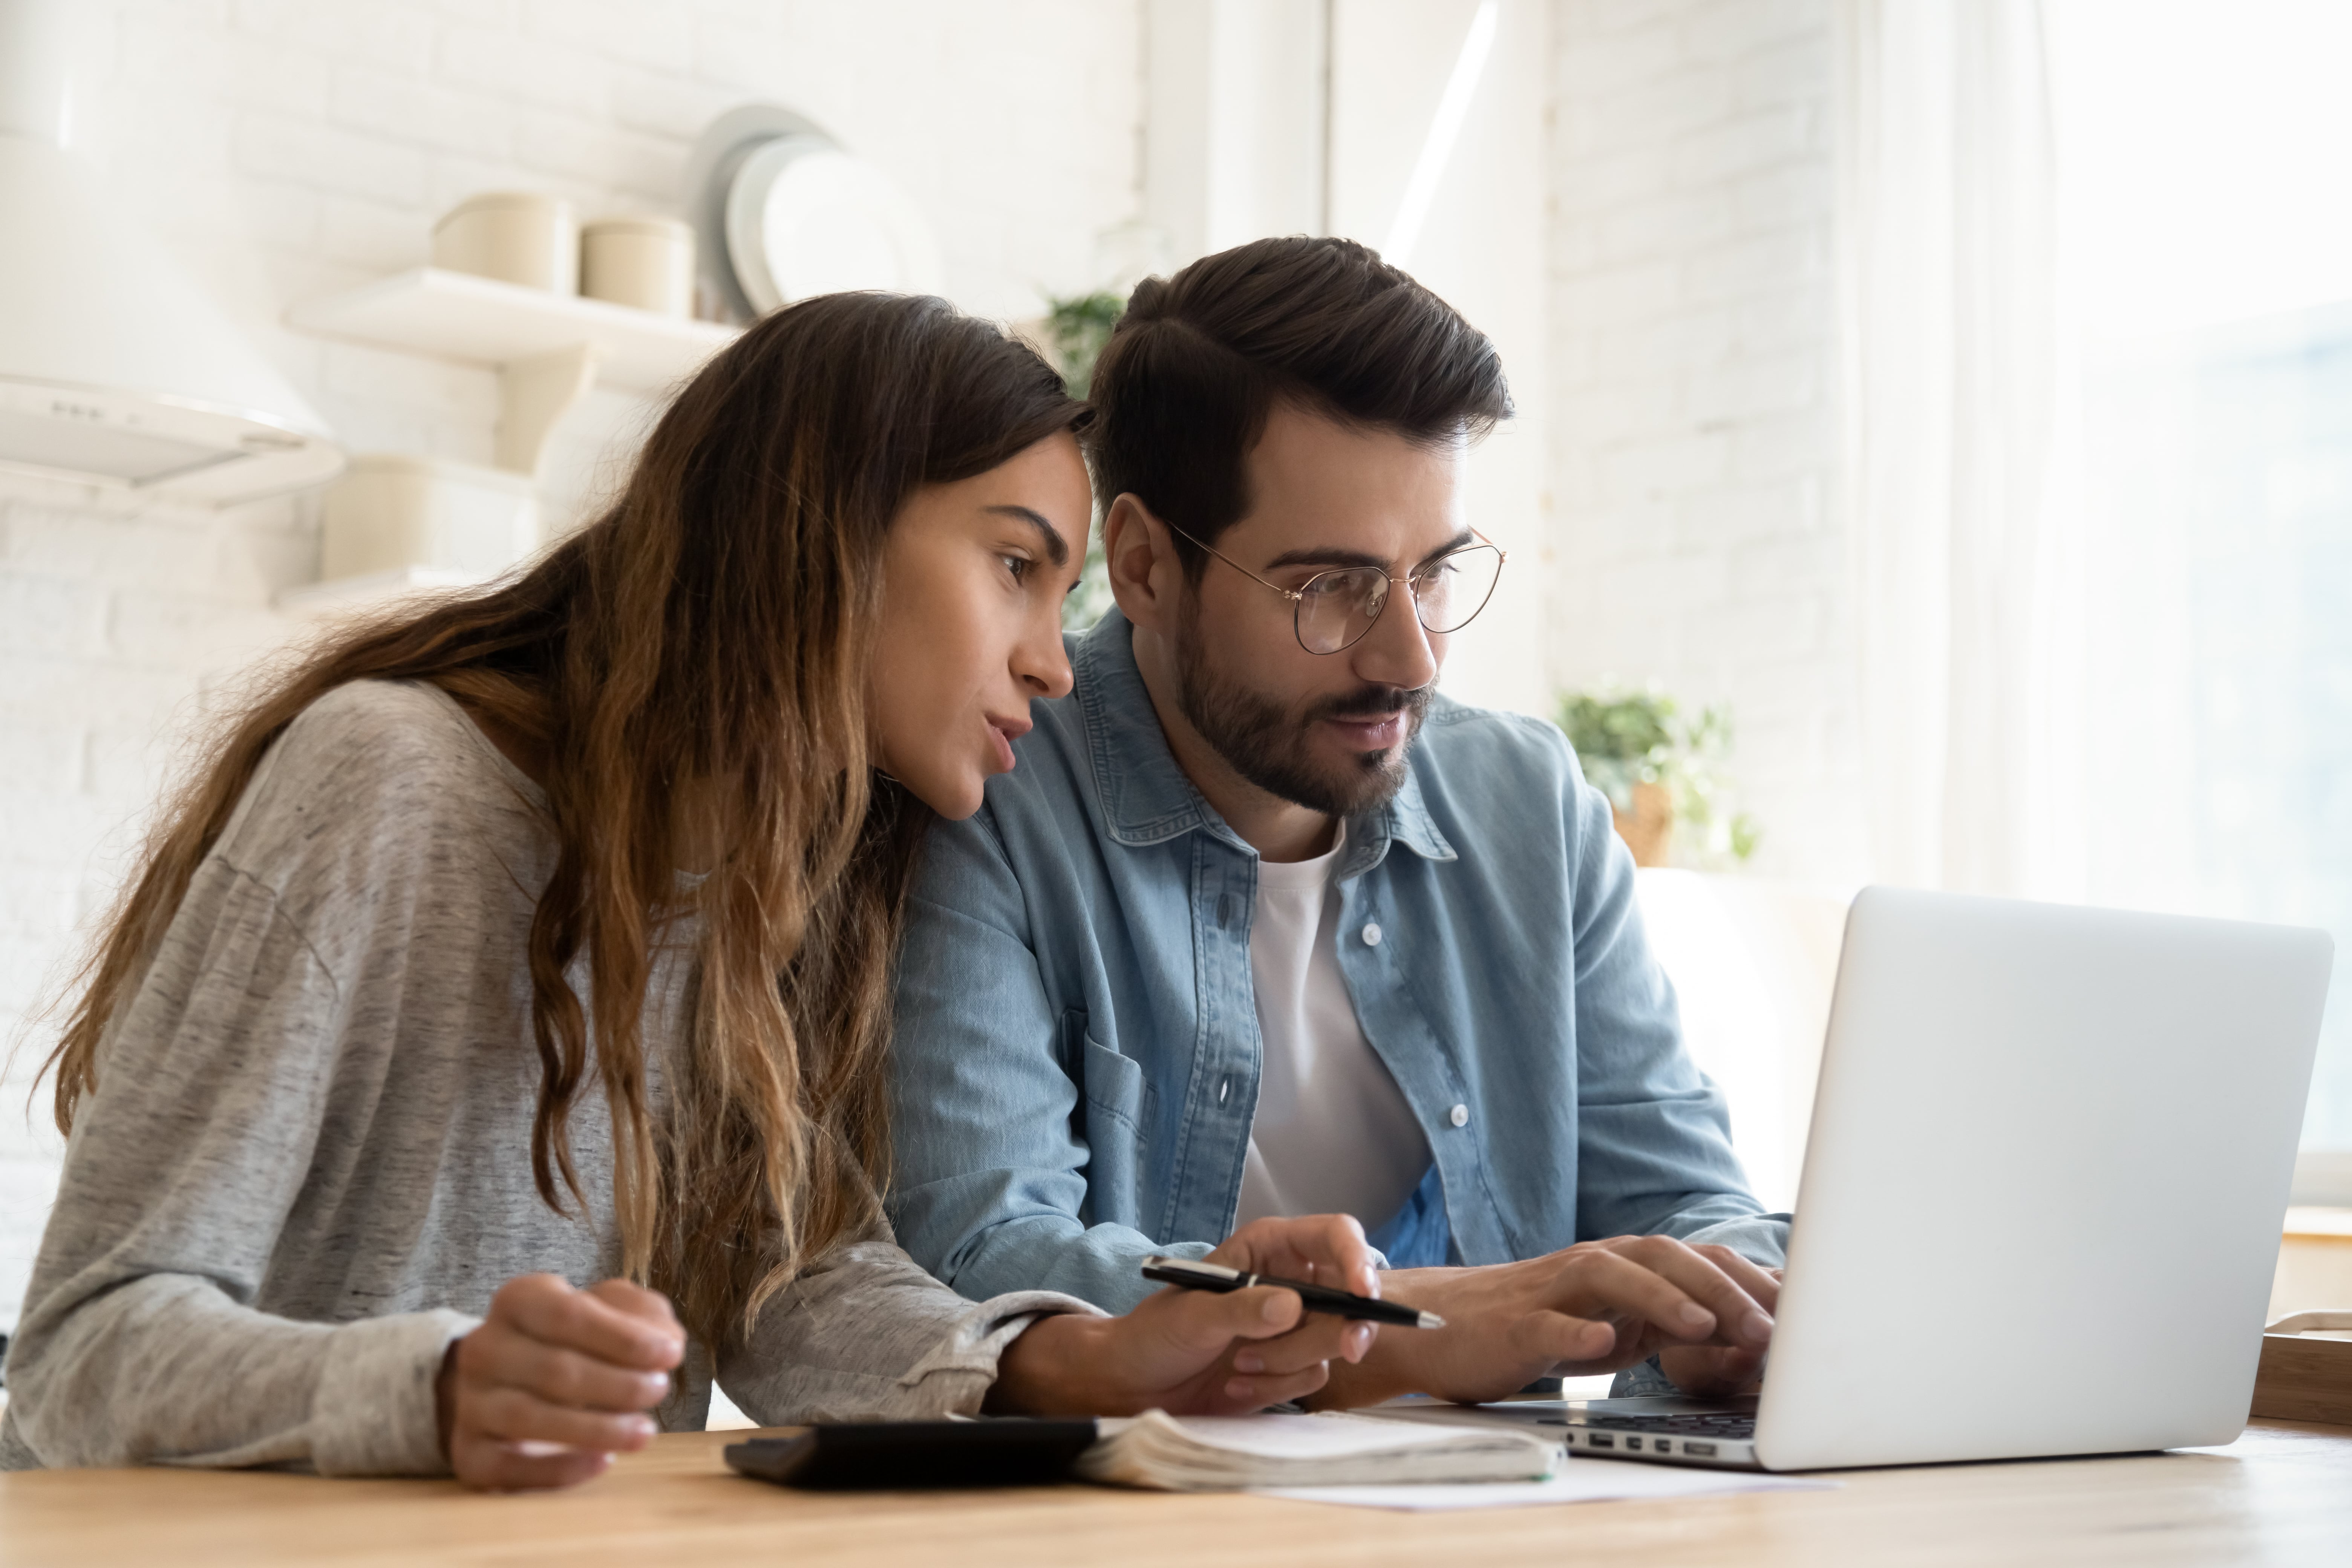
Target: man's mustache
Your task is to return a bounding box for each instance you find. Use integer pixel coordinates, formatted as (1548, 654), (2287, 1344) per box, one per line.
(1307, 686), (1429, 723)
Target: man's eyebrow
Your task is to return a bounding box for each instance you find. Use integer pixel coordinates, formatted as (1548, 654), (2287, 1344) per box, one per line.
(1415, 528), (1477, 569)
(1263, 546), (1387, 572)
(1262, 530), (1476, 574)
(982, 505), (1070, 568)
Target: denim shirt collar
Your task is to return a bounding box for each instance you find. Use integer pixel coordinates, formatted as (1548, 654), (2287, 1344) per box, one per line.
(1071, 609), (1458, 875)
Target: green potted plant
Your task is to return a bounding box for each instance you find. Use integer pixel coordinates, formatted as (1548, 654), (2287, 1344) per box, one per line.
(1554, 688), (1761, 869)
(1040, 289), (1127, 630)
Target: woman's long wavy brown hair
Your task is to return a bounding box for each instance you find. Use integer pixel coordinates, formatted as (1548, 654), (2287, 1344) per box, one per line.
(38, 292), (1086, 1351)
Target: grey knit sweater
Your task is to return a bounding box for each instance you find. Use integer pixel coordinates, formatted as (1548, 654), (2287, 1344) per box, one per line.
(0, 680), (1089, 1475)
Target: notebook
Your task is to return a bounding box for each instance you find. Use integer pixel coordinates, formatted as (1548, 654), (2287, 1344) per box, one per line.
(1076, 1411), (1561, 1491)
(723, 1411), (1561, 1493)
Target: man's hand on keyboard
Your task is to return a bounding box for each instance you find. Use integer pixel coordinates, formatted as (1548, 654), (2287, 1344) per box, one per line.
(1658, 1269), (1780, 1395)
(1307, 1236), (1778, 1409)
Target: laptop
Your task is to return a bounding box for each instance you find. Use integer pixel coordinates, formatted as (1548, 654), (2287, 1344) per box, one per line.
(1444, 887), (2333, 1471)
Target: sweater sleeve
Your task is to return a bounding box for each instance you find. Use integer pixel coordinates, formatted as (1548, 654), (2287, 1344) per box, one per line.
(716, 1230), (1104, 1425)
(2, 859), (470, 1475)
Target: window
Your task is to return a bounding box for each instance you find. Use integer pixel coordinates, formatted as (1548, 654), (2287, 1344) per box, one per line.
(2055, 0), (2352, 1182)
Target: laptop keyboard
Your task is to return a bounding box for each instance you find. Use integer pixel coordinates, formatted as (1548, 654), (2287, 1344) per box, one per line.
(1567, 1412), (1759, 1439)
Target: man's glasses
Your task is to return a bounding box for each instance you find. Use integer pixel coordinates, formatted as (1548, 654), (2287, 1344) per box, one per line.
(1163, 521), (1507, 655)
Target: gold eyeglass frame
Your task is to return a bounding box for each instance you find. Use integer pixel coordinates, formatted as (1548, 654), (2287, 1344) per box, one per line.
(1161, 520), (1509, 655)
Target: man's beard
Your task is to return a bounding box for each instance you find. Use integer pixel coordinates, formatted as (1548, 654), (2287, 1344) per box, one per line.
(1174, 600), (1431, 818)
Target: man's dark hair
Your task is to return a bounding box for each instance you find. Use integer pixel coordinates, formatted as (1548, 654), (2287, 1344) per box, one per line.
(1086, 236), (1513, 580)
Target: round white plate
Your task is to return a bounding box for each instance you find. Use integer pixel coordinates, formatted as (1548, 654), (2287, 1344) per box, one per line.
(723, 136), (943, 314)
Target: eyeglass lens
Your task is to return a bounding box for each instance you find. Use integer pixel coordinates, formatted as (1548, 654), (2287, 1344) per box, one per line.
(1294, 544), (1504, 654)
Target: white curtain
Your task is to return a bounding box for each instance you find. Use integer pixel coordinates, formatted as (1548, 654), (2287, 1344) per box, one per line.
(1836, 0), (2076, 896)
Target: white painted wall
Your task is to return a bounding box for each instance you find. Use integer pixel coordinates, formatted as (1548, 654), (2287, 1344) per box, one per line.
(1545, 0), (1860, 884)
(1142, 0), (1328, 259)
(0, 0), (1146, 1333)
(1331, 0), (1556, 723)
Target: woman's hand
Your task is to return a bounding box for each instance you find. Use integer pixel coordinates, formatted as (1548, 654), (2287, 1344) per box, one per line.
(437, 1274), (687, 1491)
(987, 1215), (1383, 1416)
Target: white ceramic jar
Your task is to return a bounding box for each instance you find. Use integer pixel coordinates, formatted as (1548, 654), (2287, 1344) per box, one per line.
(319, 454), (541, 583)
(432, 193), (578, 293)
(580, 215), (695, 316)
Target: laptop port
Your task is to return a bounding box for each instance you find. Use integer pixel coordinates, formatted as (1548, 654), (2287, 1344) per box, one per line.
(1654, 1441), (1672, 1453)
(1684, 1441), (1717, 1457)
(1625, 1437), (1642, 1451)
(1587, 1434), (1615, 1449)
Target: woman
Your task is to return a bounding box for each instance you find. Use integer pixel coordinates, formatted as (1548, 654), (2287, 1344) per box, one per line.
(3, 293), (1379, 1491)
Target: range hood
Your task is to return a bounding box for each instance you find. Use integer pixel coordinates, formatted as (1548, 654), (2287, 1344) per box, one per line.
(0, 0), (340, 503)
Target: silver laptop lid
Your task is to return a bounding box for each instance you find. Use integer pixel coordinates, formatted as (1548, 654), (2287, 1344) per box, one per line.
(1754, 888), (2331, 1470)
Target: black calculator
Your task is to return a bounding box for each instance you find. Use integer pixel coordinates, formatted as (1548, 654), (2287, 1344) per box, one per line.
(724, 1419), (1101, 1490)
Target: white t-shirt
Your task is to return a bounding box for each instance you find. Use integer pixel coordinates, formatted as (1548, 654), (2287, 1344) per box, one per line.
(1233, 822), (1432, 1232)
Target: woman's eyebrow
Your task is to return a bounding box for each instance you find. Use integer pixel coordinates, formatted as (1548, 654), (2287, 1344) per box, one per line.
(981, 505), (1070, 568)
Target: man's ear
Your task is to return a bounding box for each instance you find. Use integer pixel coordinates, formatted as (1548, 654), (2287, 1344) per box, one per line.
(1104, 493), (1180, 634)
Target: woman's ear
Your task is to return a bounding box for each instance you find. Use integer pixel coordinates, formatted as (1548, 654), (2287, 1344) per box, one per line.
(1104, 493), (1176, 633)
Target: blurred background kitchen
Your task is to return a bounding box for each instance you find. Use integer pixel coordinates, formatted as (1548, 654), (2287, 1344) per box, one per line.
(1, 0), (2347, 1340)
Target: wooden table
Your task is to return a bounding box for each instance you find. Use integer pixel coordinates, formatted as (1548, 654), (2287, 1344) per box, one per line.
(2, 1419), (2347, 1568)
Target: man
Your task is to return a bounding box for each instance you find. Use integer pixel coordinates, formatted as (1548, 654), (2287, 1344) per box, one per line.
(888, 237), (1787, 1408)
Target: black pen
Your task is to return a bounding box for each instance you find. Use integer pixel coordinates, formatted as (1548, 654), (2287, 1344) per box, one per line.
(1141, 1255), (1446, 1329)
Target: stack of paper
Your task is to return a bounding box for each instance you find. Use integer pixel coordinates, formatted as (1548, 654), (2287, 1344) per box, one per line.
(1075, 1410), (1560, 1492)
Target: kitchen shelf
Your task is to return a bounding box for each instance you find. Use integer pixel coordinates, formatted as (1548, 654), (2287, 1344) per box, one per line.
(286, 267), (738, 394)
(279, 268), (741, 613)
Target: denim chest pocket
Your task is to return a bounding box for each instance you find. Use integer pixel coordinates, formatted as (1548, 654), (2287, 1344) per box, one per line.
(1077, 1031), (1157, 1228)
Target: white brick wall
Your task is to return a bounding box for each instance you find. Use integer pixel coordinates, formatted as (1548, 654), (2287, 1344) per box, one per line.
(1546, 0), (1863, 884)
(0, 0), (1145, 1331)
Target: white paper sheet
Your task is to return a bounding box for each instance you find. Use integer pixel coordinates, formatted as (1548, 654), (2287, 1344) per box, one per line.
(1095, 1412), (1524, 1458)
(1253, 1459), (1837, 1511)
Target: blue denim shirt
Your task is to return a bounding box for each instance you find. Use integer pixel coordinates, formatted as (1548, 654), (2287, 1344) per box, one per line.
(887, 611), (1786, 1313)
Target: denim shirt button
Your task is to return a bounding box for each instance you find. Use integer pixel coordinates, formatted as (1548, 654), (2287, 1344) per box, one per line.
(1217, 1075), (1232, 1106)
(1361, 922), (1383, 947)
(1448, 1103), (1470, 1128)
